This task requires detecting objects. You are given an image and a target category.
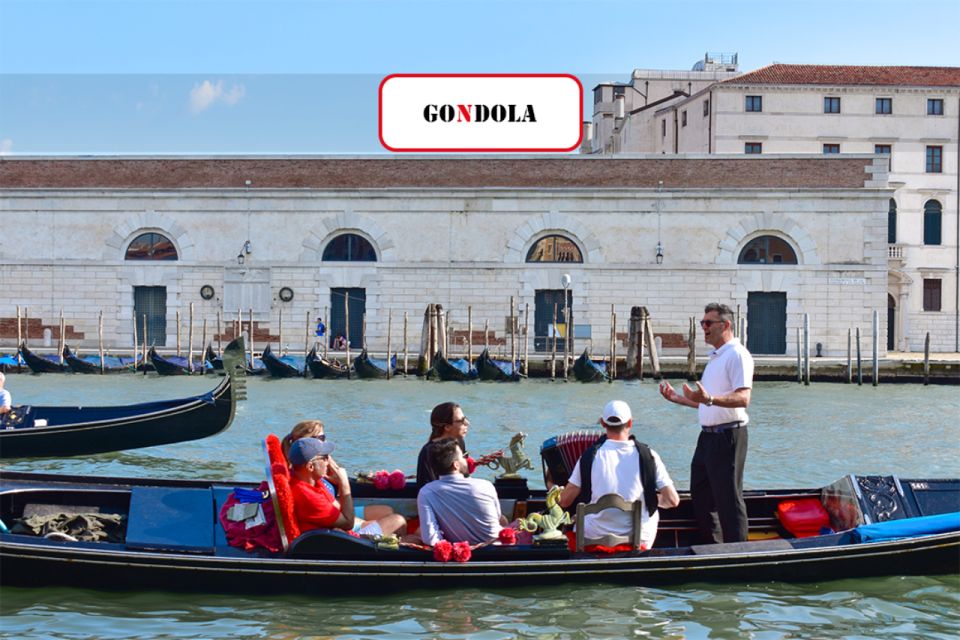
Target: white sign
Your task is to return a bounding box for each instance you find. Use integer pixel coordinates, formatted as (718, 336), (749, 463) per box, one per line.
(829, 277), (867, 285)
(379, 74), (583, 152)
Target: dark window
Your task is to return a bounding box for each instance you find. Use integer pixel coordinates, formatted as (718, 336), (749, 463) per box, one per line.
(681, 111), (687, 127)
(745, 142), (762, 154)
(924, 200), (942, 245)
(703, 99), (710, 116)
(593, 87), (603, 104)
(322, 233), (377, 261)
(330, 287), (366, 348)
(125, 232), (178, 260)
(875, 144), (891, 169)
(738, 236), (798, 265)
(926, 146), (942, 173)
(661, 119), (666, 137)
(927, 98), (944, 115)
(887, 198), (897, 244)
(923, 279), (942, 312)
(134, 286), (167, 346)
(613, 86), (625, 99)
(823, 143), (840, 154)
(526, 234), (583, 263)
(745, 95), (762, 112)
(824, 97), (841, 113)
(875, 98), (892, 114)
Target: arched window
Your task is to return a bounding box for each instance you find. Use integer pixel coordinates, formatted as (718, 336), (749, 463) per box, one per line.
(924, 200), (942, 246)
(525, 234), (583, 263)
(125, 232), (177, 260)
(887, 198), (897, 244)
(737, 235), (798, 265)
(322, 233), (377, 262)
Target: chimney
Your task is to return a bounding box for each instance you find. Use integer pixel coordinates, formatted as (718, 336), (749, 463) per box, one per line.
(579, 121), (594, 154)
(614, 94), (625, 119)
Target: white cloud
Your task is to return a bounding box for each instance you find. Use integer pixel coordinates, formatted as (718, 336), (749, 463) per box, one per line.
(189, 80), (246, 114)
(0, 138), (12, 155)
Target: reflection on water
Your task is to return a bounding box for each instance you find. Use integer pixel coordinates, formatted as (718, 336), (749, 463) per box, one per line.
(2, 375), (958, 638)
(1, 576), (958, 639)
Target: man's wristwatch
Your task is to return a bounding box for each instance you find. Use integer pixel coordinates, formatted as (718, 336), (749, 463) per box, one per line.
(705, 395), (714, 406)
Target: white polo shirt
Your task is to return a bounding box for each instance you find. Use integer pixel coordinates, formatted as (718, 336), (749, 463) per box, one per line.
(698, 337), (754, 427)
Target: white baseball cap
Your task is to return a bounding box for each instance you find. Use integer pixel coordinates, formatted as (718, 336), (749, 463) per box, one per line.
(601, 400), (632, 426)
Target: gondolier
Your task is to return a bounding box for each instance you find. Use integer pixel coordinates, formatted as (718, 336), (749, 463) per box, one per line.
(0, 372), (11, 415)
(659, 302), (754, 544)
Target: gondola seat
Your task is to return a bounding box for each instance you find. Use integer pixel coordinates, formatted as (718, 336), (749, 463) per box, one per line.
(125, 486), (215, 553)
(575, 493), (643, 552)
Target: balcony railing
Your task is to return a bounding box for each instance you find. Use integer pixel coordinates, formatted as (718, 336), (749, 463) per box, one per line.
(888, 244), (904, 259)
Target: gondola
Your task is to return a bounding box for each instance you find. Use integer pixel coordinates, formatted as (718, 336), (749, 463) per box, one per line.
(430, 351), (478, 381)
(0, 353), (22, 373)
(573, 348), (608, 382)
(0, 437), (956, 594)
(206, 345), (266, 376)
(353, 349), (397, 379)
(148, 347), (208, 376)
(475, 348), (521, 381)
(18, 343), (68, 373)
(63, 345), (137, 374)
(0, 339), (247, 459)
(260, 345), (304, 378)
(305, 347), (351, 379)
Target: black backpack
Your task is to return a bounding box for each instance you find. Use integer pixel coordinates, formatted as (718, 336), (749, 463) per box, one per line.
(575, 434), (659, 516)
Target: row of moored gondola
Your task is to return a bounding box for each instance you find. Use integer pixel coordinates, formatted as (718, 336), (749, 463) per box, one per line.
(5, 342), (611, 382)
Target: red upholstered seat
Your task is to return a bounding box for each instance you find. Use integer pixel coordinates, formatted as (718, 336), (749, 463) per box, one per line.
(264, 434), (301, 548)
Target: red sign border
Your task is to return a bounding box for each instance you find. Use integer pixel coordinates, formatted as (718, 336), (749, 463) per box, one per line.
(378, 73), (584, 153)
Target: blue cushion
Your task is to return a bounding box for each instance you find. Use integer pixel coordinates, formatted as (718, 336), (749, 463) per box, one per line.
(852, 511), (960, 543)
(126, 487), (215, 553)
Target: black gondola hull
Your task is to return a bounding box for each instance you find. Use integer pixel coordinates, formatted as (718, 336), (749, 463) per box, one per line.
(260, 345), (303, 378)
(353, 350), (396, 379)
(305, 347), (351, 378)
(64, 346), (134, 374)
(573, 349), (608, 382)
(431, 353), (478, 381)
(475, 349), (521, 381)
(149, 347), (205, 376)
(18, 344), (68, 373)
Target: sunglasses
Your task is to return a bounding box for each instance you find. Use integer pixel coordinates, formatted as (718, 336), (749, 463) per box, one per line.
(450, 416), (469, 425)
(700, 319), (726, 328)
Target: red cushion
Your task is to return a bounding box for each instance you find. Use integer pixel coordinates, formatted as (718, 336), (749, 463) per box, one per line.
(777, 498), (830, 538)
(266, 434), (300, 542)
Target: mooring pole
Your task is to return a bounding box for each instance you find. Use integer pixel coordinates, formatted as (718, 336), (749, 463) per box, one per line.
(846, 328), (852, 384)
(872, 310), (879, 387)
(856, 327), (862, 386)
(923, 332), (931, 385)
(803, 313), (810, 386)
(98, 309), (105, 374)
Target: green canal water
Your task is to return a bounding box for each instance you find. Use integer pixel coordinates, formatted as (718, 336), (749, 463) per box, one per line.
(1, 375), (958, 639)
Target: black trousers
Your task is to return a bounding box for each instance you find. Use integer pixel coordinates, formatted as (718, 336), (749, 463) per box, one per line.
(690, 426), (748, 544)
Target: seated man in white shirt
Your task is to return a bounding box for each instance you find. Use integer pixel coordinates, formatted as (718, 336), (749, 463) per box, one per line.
(417, 438), (507, 545)
(558, 400), (680, 550)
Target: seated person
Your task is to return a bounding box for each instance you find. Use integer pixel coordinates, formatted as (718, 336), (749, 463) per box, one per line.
(558, 400), (680, 551)
(416, 402), (502, 487)
(282, 419), (396, 522)
(288, 437), (406, 538)
(332, 335), (348, 350)
(417, 438), (507, 546)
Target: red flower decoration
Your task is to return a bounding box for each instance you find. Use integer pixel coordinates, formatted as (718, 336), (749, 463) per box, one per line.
(498, 528), (517, 545)
(433, 539), (453, 562)
(372, 470), (390, 490)
(451, 541), (472, 563)
(388, 470), (406, 490)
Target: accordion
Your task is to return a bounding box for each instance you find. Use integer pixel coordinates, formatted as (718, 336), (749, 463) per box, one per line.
(540, 430), (603, 487)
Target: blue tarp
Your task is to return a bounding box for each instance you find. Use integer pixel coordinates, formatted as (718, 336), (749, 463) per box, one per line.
(852, 511), (960, 543)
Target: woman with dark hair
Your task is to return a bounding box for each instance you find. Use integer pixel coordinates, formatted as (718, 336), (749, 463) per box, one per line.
(416, 402), (502, 487)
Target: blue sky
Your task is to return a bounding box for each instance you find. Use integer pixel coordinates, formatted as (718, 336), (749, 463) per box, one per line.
(1, 0), (957, 154)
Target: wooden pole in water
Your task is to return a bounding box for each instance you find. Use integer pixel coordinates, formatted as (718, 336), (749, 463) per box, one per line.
(176, 309), (182, 357)
(871, 310), (879, 387)
(142, 313), (148, 376)
(188, 302), (195, 373)
(609, 304), (615, 378)
(16, 306), (22, 371)
(59, 309), (65, 364)
(687, 317), (697, 381)
(236, 307), (241, 343)
(304, 310), (310, 358)
(796, 327), (802, 384)
(523, 303), (530, 376)
(484, 318), (489, 352)
(247, 308), (254, 370)
(132, 311), (138, 369)
(344, 296), (351, 374)
(856, 327), (862, 386)
(278, 307), (284, 355)
(923, 332), (931, 385)
(323, 306), (329, 359)
(735, 304), (741, 338)
(803, 313), (810, 386)
(562, 298), (570, 380)
(386, 310), (392, 380)
(846, 328), (852, 383)
(98, 310), (105, 374)
(550, 304), (557, 380)
(202, 318), (207, 363)
(467, 306), (473, 366)
(509, 296), (516, 376)
(637, 309), (646, 381)
(643, 314), (661, 380)
(217, 311), (223, 357)
(402, 311), (409, 376)
(362, 311), (367, 351)
(612, 310), (618, 381)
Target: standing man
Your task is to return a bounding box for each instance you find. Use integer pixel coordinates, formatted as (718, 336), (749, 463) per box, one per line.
(0, 372), (11, 416)
(558, 400), (679, 551)
(659, 303), (754, 543)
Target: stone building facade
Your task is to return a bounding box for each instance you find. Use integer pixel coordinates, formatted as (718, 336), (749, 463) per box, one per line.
(0, 155), (889, 358)
(587, 63), (960, 352)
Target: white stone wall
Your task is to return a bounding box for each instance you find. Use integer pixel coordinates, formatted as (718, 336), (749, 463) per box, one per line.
(0, 186), (889, 356)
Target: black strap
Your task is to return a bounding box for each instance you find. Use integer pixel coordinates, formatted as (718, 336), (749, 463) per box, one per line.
(576, 434), (659, 516)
